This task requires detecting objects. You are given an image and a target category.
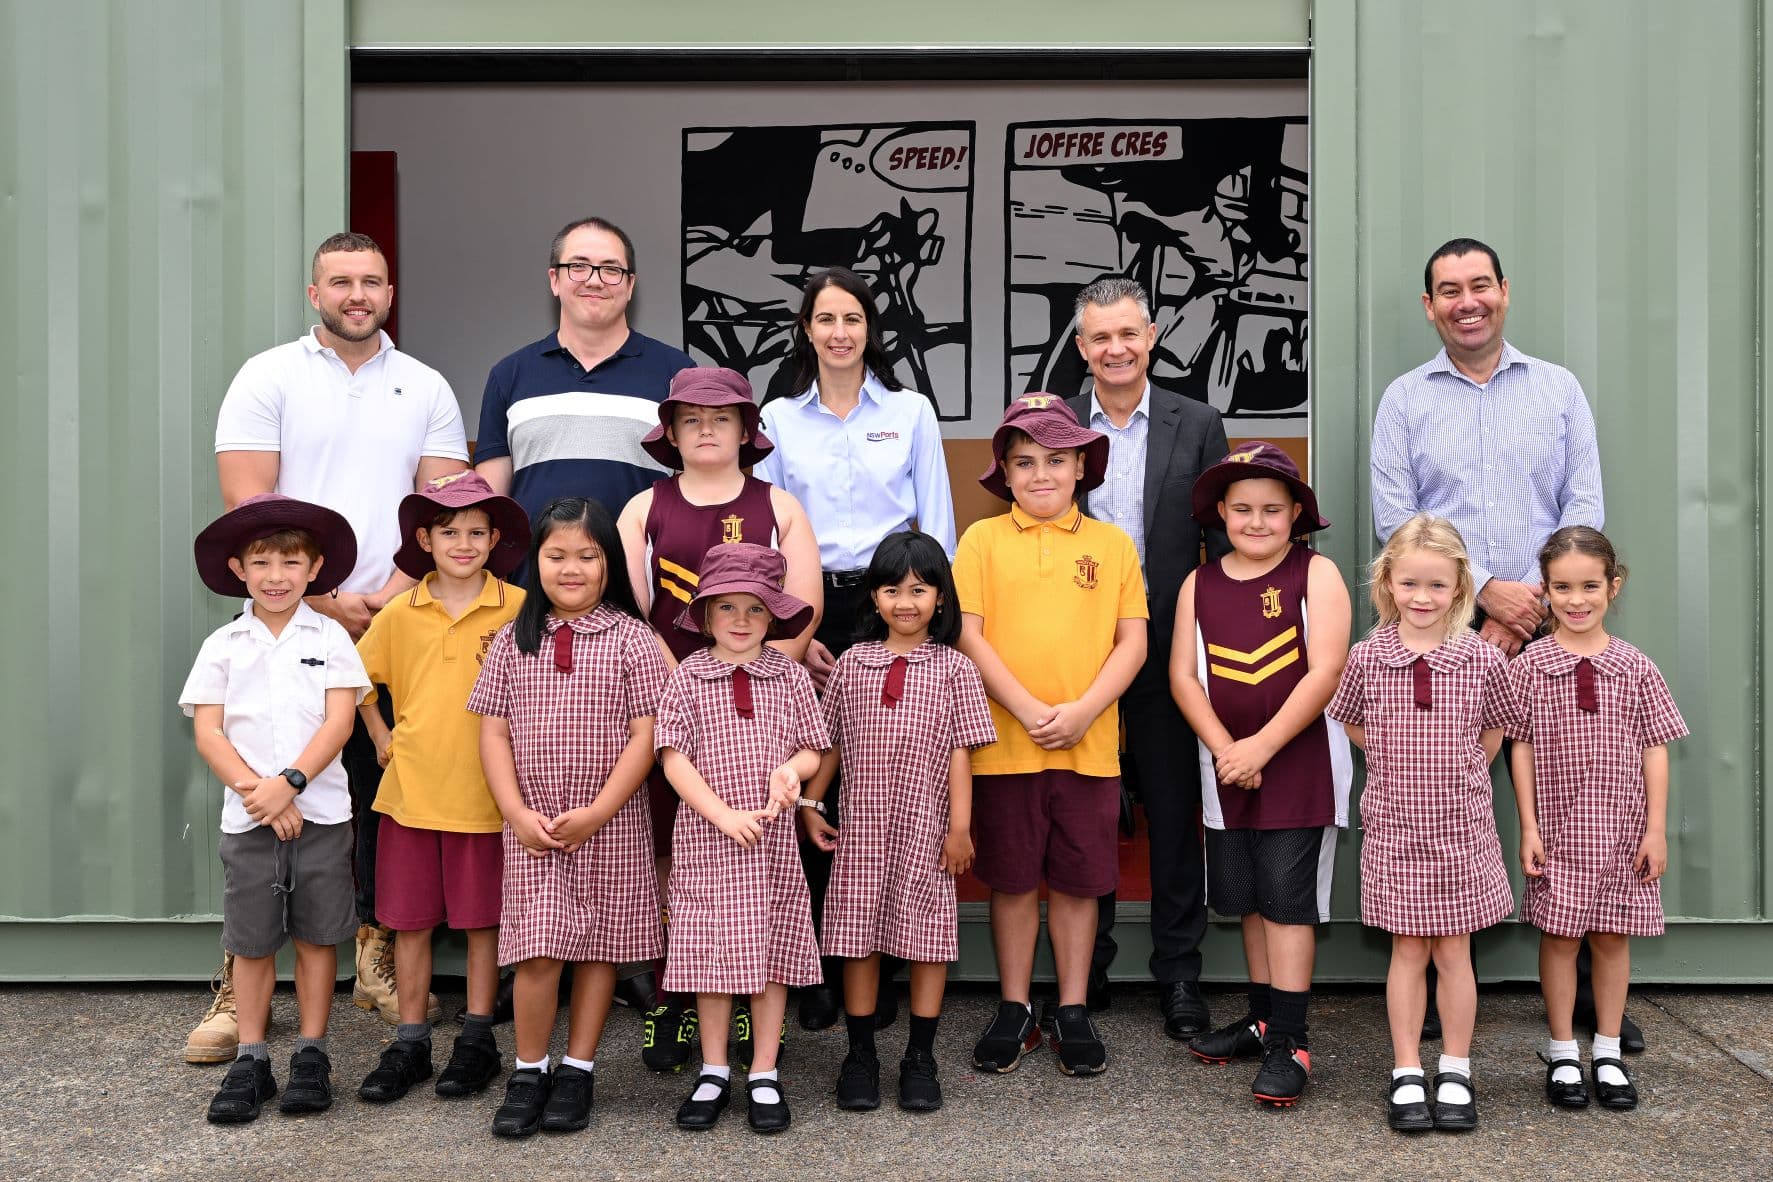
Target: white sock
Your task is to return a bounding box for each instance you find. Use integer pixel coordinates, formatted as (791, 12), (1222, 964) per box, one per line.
(692, 1063), (730, 1102)
(1436, 1054), (1472, 1104)
(1593, 1035), (1628, 1085)
(1390, 1065), (1426, 1105)
(515, 1054), (549, 1074)
(561, 1054), (594, 1074)
(1547, 1038), (1582, 1084)
(748, 1066), (781, 1105)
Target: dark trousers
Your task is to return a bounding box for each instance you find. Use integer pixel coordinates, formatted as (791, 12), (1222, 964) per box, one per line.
(801, 581), (867, 962)
(343, 695), (396, 927)
(1093, 658), (1208, 985)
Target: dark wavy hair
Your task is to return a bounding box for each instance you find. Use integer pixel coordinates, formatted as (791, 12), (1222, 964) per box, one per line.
(782, 267), (905, 399)
(854, 531), (960, 647)
(512, 497), (641, 655)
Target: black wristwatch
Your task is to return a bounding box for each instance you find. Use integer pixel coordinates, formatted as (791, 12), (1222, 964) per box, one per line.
(280, 767), (308, 794)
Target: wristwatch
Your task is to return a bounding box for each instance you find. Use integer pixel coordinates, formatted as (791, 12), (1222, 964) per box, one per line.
(797, 798), (826, 816)
(280, 767), (308, 794)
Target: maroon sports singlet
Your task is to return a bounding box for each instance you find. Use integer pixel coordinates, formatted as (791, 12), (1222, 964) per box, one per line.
(643, 474), (781, 661)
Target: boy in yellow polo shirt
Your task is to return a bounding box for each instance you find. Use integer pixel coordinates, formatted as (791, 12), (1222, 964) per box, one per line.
(352, 472), (528, 1104)
(954, 395), (1147, 1077)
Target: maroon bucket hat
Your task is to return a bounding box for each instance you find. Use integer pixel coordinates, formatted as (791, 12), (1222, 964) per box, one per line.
(393, 470), (531, 580)
(641, 366), (775, 470)
(193, 493), (357, 598)
(1190, 441), (1331, 533)
(978, 394), (1110, 502)
(674, 542), (814, 639)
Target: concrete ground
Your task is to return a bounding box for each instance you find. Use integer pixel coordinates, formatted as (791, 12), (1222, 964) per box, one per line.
(2, 982), (1769, 1181)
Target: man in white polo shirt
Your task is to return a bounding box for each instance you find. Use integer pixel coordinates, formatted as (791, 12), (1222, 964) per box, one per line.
(181, 233), (469, 1064)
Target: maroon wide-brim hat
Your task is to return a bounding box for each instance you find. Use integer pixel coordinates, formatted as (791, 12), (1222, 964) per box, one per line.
(674, 541), (814, 639)
(194, 493), (357, 598)
(641, 366), (774, 470)
(1190, 440), (1331, 534)
(978, 394), (1110, 502)
(393, 470), (531, 580)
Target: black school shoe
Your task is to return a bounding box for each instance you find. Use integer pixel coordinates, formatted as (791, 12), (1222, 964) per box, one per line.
(746, 1077), (791, 1134)
(1158, 980), (1212, 1040)
(897, 1048), (943, 1112)
(798, 983), (841, 1032)
(835, 1047), (881, 1111)
(676, 1073), (732, 1130)
(278, 1047), (334, 1114)
(540, 1063), (594, 1132)
(1386, 1072), (1434, 1133)
(490, 1067), (551, 1138)
(358, 1038), (433, 1103)
(436, 1028), (501, 1097)
(973, 1000), (1042, 1072)
(1052, 1004), (1107, 1076)
(1431, 1072), (1478, 1131)
(207, 1056), (277, 1124)
(1189, 1014), (1266, 1064)
(1544, 1057), (1590, 1108)
(1592, 1058), (1639, 1110)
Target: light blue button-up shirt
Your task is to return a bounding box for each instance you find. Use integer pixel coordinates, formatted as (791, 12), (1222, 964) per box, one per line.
(755, 371), (957, 570)
(1087, 384), (1152, 572)
(1371, 342), (1604, 590)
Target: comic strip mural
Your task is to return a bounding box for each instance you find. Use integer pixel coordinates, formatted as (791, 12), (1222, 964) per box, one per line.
(681, 122), (976, 420)
(1005, 117), (1309, 434)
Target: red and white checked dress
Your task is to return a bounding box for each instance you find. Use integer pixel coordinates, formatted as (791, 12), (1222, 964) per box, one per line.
(466, 606), (670, 966)
(1327, 624), (1520, 936)
(819, 641), (998, 962)
(1506, 636), (1688, 938)
(656, 646), (829, 994)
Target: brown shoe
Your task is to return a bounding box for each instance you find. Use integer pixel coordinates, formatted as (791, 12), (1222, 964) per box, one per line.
(184, 954), (239, 1064)
(352, 923), (442, 1024)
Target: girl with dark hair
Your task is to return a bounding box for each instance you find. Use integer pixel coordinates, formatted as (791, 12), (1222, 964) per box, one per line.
(467, 496), (669, 1138)
(797, 531), (997, 1112)
(756, 266), (959, 1030)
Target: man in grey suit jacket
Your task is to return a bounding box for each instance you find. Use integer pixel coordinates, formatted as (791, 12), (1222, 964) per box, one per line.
(1064, 277), (1230, 1040)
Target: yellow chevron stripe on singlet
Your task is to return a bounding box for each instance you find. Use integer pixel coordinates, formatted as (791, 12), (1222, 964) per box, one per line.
(659, 557), (700, 585)
(1209, 648), (1301, 685)
(1205, 626), (1298, 666)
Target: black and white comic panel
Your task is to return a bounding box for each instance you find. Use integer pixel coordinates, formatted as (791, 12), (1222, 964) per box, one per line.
(681, 123), (977, 420)
(1005, 117), (1308, 433)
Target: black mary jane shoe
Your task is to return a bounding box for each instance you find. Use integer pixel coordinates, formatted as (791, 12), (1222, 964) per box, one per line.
(1431, 1072), (1478, 1132)
(675, 1073), (732, 1130)
(1543, 1056), (1590, 1109)
(1386, 1072), (1434, 1133)
(1592, 1058), (1639, 1110)
(746, 1077), (791, 1134)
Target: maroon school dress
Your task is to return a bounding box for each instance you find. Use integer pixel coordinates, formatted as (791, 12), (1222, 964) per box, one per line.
(819, 641), (998, 962)
(656, 646), (829, 994)
(466, 607), (670, 965)
(1506, 636), (1688, 938)
(1327, 624), (1519, 937)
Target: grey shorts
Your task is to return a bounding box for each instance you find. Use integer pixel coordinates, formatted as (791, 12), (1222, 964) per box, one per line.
(220, 820), (357, 957)
(1205, 826), (1337, 926)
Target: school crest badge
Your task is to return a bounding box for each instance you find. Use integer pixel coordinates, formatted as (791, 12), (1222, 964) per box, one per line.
(1261, 585), (1283, 619)
(1074, 554), (1099, 590)
(720, 514), (744, 544)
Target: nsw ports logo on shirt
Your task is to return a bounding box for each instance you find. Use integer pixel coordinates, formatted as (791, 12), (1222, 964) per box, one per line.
(866, 431), (900, 442)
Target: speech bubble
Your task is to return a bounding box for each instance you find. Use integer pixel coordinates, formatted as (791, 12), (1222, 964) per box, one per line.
(1011, 124), (1184, 168)
(867, 126), (973, 193)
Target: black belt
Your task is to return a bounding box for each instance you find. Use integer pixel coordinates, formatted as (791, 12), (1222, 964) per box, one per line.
(823, 568), (868, 590)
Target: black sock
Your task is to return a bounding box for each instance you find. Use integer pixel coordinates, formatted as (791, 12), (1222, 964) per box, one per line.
(1269, 987), (1309, 1045)
(1249, 982), (1273, 1023)
(907, 1013), (939, 1057)
(846, 1010), (876, 1056)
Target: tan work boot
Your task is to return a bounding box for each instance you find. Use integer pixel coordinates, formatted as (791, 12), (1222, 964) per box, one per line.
(352, 922), (442, 1024)
(184, 953), (239, 1064)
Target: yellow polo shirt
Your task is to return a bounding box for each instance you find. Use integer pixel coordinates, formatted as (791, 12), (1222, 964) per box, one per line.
(357, 573), (525, 832)
(953, 503), (1147, 777)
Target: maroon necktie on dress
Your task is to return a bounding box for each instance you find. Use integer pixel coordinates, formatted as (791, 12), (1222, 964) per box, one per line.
(552, 624), (574, 673)
(881, 657), (908, 708)
(1576, 657), (1599, 713)
(732, 667), (755, 719)
(1412, 657), (1433, 709)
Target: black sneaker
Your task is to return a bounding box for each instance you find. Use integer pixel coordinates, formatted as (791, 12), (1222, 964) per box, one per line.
(835, 1047), (881, 1111)
(1251, 1034), (1310, 1106)
(1052, 1004), (1107, 1076)
(540, 1063), (594, 1131)
(734, 1003), (786, 1072)
(642, 1005), (696, 1074)
(278, 1047), (333, 1114)
(613, 970), (658, 1010)
(207, 1056), (276, 1124)
(436, 1028), (501, 1097)
(897, 1048), (942, 1112)
(358, 1038), (433, 1103)
(972, 1000), (1041, 1073)
(1189, 1014), (1266, 1064)
(490, 1067), (551, 1138)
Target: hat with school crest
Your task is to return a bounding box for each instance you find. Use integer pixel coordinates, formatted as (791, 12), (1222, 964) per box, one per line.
(393, 470), (531, 579)
(1190, 441), (1331, 533)
(977, 394), (1110, 501)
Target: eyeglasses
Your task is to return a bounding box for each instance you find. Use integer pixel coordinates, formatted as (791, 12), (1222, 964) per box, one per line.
(553, 261), (634, 285)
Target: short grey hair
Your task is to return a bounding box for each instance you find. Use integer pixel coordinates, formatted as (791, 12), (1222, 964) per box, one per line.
(1073, 277), (1152, 323)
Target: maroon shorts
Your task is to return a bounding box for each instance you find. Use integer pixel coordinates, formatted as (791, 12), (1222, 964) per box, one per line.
(646, 763), (678, 859)
(374, 813), (502, 931)
(972, 770), (1120, 897)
